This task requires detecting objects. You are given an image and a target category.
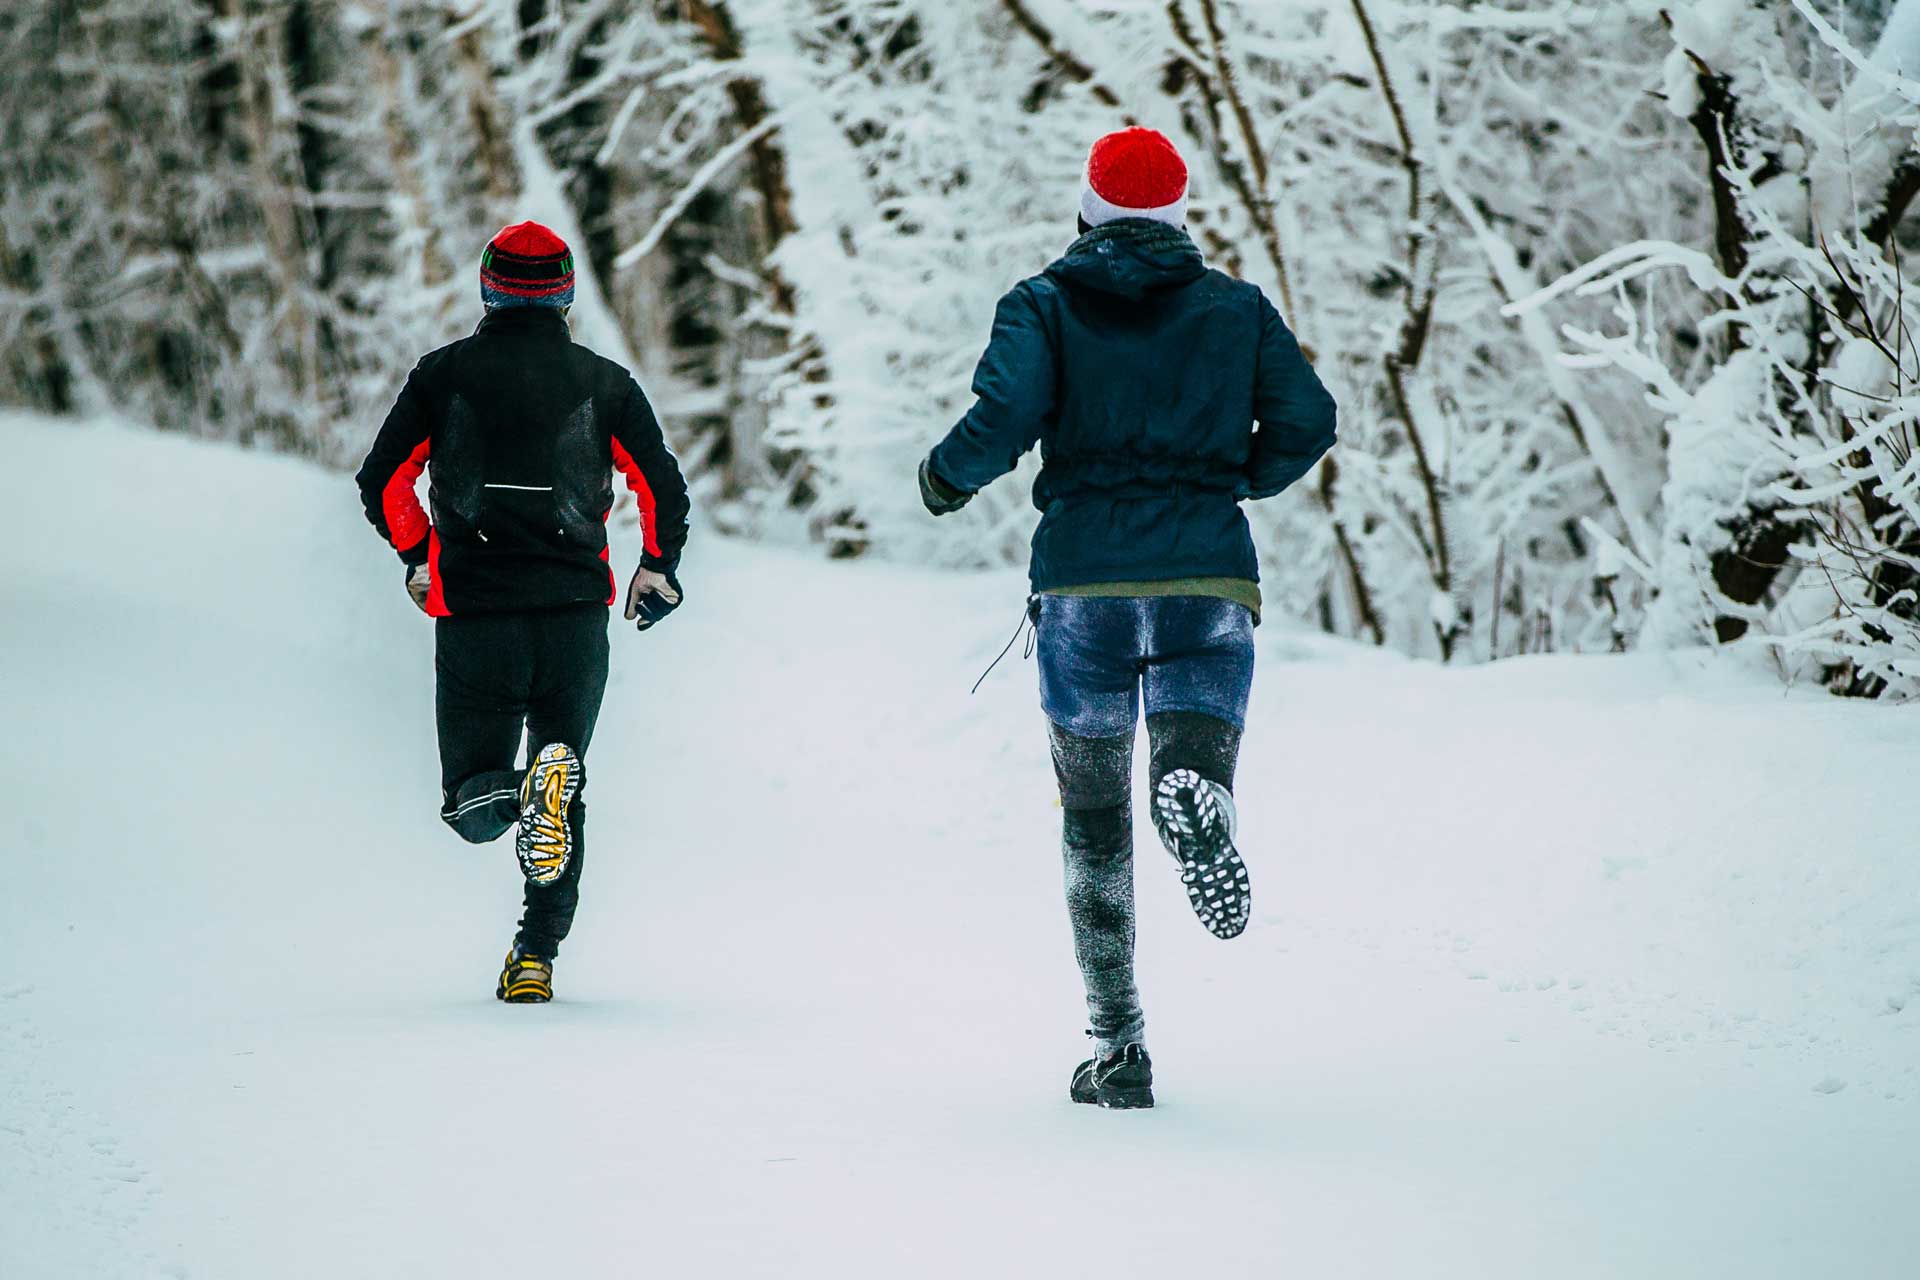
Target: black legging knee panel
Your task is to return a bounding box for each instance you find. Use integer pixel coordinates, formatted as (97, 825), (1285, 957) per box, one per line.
(1049, 722), (1132, 810)
(1146, 710), (1242, 793)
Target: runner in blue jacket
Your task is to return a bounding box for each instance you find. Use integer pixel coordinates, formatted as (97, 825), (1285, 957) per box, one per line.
(920, 127), (1336, 1108)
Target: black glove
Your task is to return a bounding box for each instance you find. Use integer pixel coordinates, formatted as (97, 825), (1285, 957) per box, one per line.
(919, 457), (973, 516)
(624, 564), (683, 631)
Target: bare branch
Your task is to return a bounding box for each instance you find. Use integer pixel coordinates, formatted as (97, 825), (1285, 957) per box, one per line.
(999, 0), (1126, 109)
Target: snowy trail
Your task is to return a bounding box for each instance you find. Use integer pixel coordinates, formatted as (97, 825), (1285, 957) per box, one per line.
(2, 413), (1917, 1278)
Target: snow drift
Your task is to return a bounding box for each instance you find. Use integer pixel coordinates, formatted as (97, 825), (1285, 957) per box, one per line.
(1, 412), (1916, 1278)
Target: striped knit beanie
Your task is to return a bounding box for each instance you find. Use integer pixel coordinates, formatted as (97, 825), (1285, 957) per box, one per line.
(480, 221), (576, 310)
(1081, 127), (1189, 230)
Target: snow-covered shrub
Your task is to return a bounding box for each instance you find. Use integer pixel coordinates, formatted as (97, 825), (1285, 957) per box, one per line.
(1512, 0), (1920, 693)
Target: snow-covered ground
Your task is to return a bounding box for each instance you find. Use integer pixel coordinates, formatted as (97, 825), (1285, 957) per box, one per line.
(2, 412), (1917, 1278)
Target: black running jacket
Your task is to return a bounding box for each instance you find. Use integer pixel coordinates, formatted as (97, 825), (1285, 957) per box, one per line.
(355, 307), (690, 617)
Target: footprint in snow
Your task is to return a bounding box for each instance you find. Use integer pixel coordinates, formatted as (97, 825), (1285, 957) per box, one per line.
(1812, 1076), (1848, 1095)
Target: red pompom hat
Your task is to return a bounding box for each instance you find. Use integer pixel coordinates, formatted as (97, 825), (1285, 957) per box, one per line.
(1081, 127), (1189, 230)
(480, 221), (577, 310)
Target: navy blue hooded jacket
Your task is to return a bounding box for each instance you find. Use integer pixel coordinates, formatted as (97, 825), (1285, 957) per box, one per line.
(926, 219), (1336, 591)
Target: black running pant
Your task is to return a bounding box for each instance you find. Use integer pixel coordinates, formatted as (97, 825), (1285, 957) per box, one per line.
(435, 603), (610, 956)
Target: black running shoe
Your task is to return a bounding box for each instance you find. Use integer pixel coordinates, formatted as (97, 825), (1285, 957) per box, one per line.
(517, 743), (580, 886)
(1070, 1043), (1154, 1109)
(1152, 767), (1251, 940)
(496, 947), (553, 1003)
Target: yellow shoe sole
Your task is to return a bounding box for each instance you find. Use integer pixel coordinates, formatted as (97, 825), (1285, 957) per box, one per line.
(516, 743), (580, 886)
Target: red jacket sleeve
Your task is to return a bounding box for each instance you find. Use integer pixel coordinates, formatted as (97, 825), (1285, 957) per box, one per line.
(355, 367), (433, 565)
(608, 376), (690, 573)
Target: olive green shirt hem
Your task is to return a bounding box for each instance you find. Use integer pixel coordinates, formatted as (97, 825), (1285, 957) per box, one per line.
(1044, 577), (1262, 624)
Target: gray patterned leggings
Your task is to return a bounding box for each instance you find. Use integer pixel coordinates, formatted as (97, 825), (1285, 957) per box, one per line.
(1050, 712), (1242, 1053)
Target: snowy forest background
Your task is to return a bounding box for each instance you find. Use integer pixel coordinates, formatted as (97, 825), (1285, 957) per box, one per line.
(5, 0), (1920, 692)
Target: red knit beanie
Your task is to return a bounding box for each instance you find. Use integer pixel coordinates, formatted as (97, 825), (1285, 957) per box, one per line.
(480, 221), (577, 310)
(1081, 127), (1189, 229)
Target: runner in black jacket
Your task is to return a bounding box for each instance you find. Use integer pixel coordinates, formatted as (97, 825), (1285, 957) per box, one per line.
(356, 221), (690, 1003)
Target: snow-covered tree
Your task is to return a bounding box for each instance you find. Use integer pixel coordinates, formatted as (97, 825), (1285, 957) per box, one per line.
(3, 0), (1917, 688)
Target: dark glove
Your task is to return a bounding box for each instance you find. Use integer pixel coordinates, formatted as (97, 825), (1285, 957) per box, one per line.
(624, 564), (683, 631)
(919, 456), (973, 516)
(405, 562), (431, 613)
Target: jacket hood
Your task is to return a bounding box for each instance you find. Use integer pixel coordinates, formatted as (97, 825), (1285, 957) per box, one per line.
(1044, 219), (1207, 300)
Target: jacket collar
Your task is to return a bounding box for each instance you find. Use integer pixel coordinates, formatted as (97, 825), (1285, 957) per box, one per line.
(1067, 218), (1194, 256)
(476, 306), (571, 338)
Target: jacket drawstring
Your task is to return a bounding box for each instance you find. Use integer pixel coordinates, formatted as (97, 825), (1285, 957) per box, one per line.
(972, 594), (1042, 695)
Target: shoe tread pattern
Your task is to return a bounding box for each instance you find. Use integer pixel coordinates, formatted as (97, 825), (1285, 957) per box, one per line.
(1154, 768), (1251, 940)
(516, 744), (579, 886)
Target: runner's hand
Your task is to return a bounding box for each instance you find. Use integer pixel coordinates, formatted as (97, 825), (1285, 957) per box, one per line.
(919, 457), (972, 516)
(625, 566), (683, 631)
(406, 563), (432, 613)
